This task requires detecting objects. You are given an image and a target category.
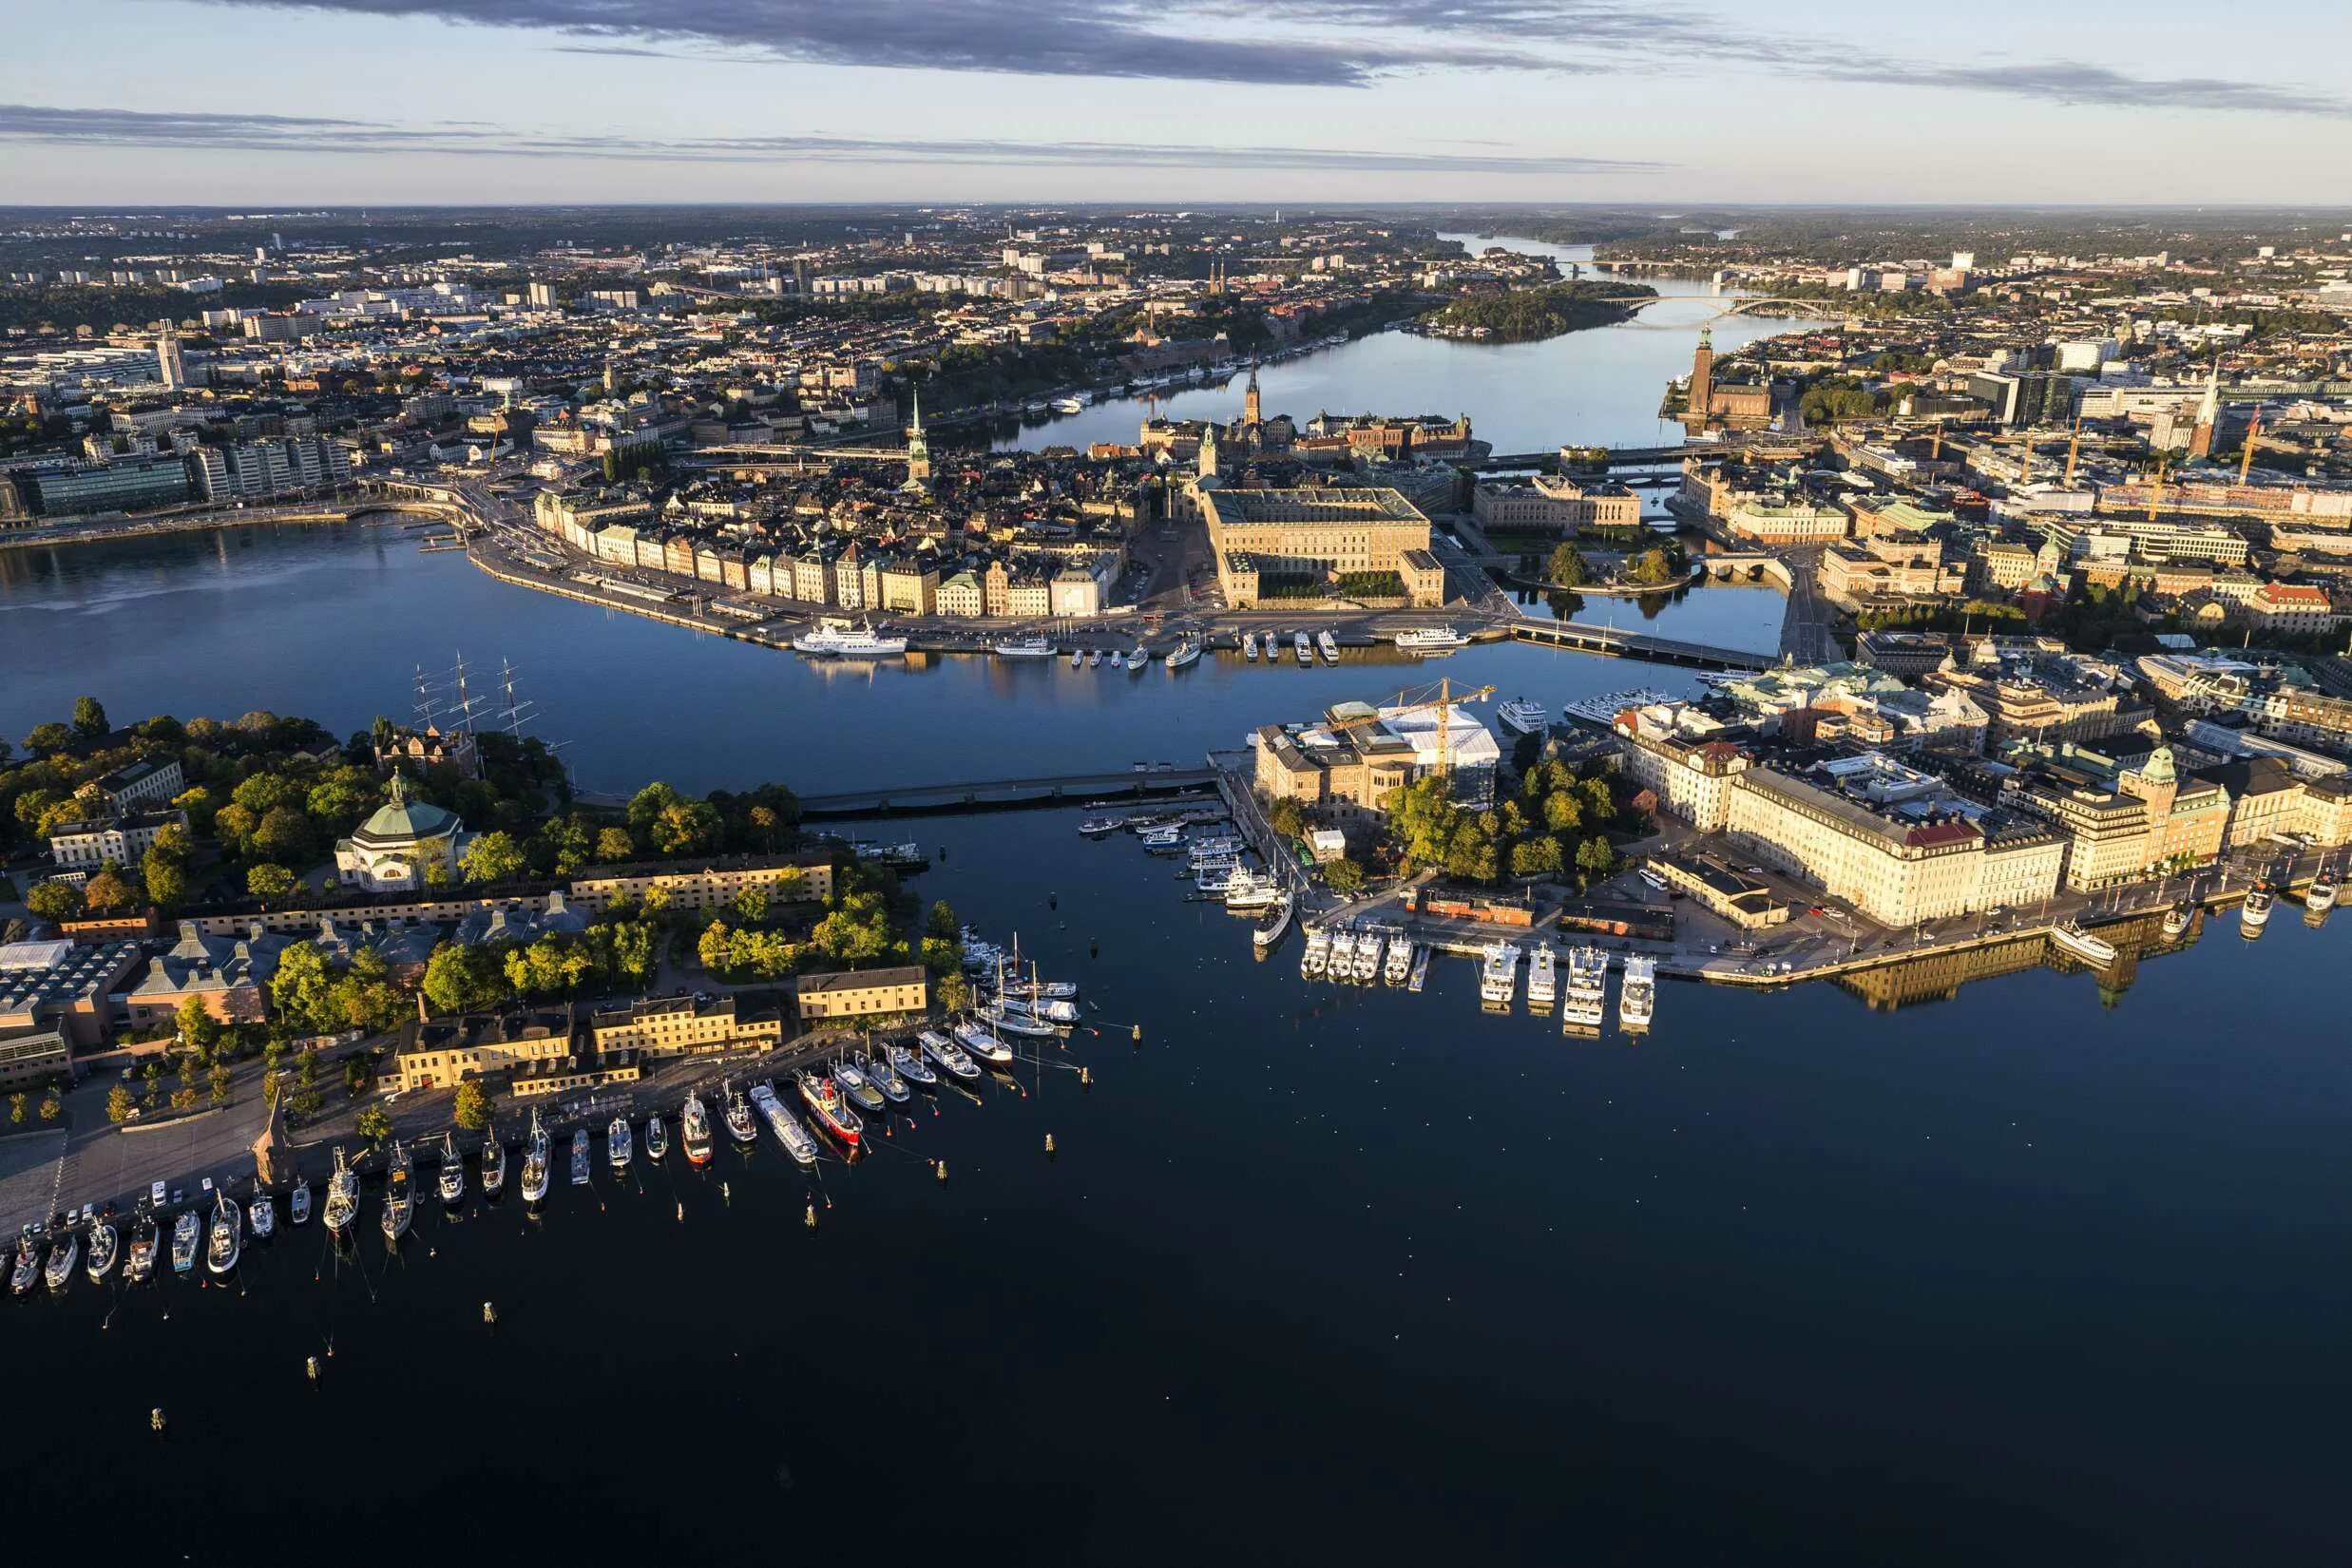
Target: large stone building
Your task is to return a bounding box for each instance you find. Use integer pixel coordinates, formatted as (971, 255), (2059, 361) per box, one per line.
(797, 966), (927, 1022)
(587, 994), (784, 1059)
(1680, 329), (1774, 430)
(48, 808), (187, 871)
(334, 773), (468, 893)
(1198, 487), (1440, 608)
(567, 851), (834, 914)
(1613, 703), (1752, 832)
(1253, 700), (1500, 820)
(2005, 744), (2230, 890)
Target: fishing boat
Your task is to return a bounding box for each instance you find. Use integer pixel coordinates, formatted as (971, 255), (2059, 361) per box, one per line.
(1479, 943), (1521, 1006)
(289, 1176), (312, 1227)
(438, 1132), (465, 1203)
(481, 1134), (506, 1198)
(1253, 892), (1294, 951)
(1563, 947), (1609, 1030)
(862, 1051), (912, 1106)
(124, 1213), (156, 1284)
(681, 1094), (715, 1166)
(918, 1028), (983, 1080)
(991, 634), (1057, 660)
(249, 1192), (276, 1240)
(568, 1129), (590, 1186)
(10, 1235), (38, 1295)
(382, 1140), (414, 1243)
(1525, 944), (1558, 1008)
(795, 1071), (866, 1147)
(1384, 935), (1413, 985)
(323, 1147), (359, 1237)
(170, 1210), (200, 1274)
(1619, 955), (1656, 1031)
(2050, 920), (2118, 967)
(1496, 698), (1547, 736)
(2241, 886), (2274, 934)
(722, 1083), (757, 1144)
(2161, 904), (2191, 940)
(1293, 631), (1313, 666)
(1394, 625), (1468, 655)
(1166, 637), (1201, 671)
(1316, 629), (1340, 663)
(205, 1191), (240, 1275)
(607, 1117), (634, 1173)
(1300, 924), (1331, 979)
(644, 1114), (670, 1161)
(889, 1042), (938, 1088)
(521, 1112), (551, 1203)
(43, 1232), (79, 1291)
(832, 1059), (888, 1113)
(750, 1081), (820, 1166)
(86, 1218), (119, 1283)
(1244, 632), (1258, 661)
(792, 617), (908, 658)
(952, 1018), (1016, 1067)
(1408, 945), (1430, 992)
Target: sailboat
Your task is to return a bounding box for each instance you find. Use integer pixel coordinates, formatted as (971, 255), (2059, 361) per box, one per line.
(322, 1147), (359, 1237)
(437, 1132), (465, 1204)
(381, 1140), (414, 1243)
(681, 1093), (715, 1166)
(521, 1111), (550, 1203)
(889, 1041), (938, 1088)
(862, 1048), (912, 1106)
(952, 1018), (1016, 1067)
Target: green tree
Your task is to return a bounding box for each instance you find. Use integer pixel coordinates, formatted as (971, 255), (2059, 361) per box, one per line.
(698, 919), (734, 975)
(461, 830), (527, 884)
(1510, 835), (1564, 878)
(595, 826), (637, 863)
(169, 1087), (199, 1114)
(748, 804), (779, 851)
(141, 844), (192, 912)
(83, 864), (140, 912)
(1267, 796), (1306, 838)
(37, 1091), (61, 1122)
(206, 1061), (232, 1108)
(25, 880), (84, 923)
(925, 899), (960, 942)
(422, 942), (505, 1015)
(174, 996), (222, 1055)
(651, 799), (722, 857)
(105, 1084), (137, 1123)
(7, 1091), (24, 1124)
(246, 862), (296, 903)
(355, 1104), (392, 1145)
(1546, 543), (1590, 586)
(24, 721), (74, 755)
(252, 805), (312, 863)
(70, 696), (108, 738)
(269, 941), (334, 1034)
(626, 781), (684, 835)
(732, 885), (770, 924)
(1324, 857), (1367, 895)
(452, 1079), (493, 1134)
(140, 1060), (162, 1108)
(1575, 835), (1618, 885)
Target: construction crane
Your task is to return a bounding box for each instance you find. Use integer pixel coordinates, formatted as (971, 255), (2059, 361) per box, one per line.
(2063, 416), (2083, 489)
(1327, 677), (1498, 780)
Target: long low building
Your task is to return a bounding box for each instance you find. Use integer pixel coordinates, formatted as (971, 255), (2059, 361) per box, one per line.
(1198, 486), (1444, 607)
(796, 966), (927, 1022)
(588, 994), (783, 1059)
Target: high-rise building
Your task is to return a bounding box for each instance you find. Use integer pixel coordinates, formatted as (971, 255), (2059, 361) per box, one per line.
(526, 280), (556, 309)
(156, 331), (184, 392)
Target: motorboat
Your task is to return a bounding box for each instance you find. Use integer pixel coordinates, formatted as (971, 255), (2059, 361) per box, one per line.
(521, 1112), (551, 1203)
(1564, 947), (1609, 1029)
(645, 1114), (670, 1161)
(862, 1052), (912, 1106)
(206, 1191), (240, 1275)
(2241, 886), (2274, 934)
(889, 1042), (938, 1088)
(2161, 905), (2191, 940)
(1166, 638), (1201, 671)
(1384, 937), (1413, 986)
(568, 1129), (591, 1185)
(2050, 920), (2118, 968)
(481, 1134), (507, 1198)
(1080, 816), (1126, 837)
(1394, 626), (1468, 655)
(382, 1141), (414, 1243)
(437, 1132), (465, 1203)
(124, 1213), (157, 1283)
(1141, 826), (1186, 854)
(750, 1082), (820, 1166)
(1068, 648), (1082, 669)
(1619, 955), (1656, 1031)
(170, 1211), (201, 1274)
(10, 1235), (39, 1294)
(952, 1018), (1016, 1068)
(1244, 632), (1259, 661)
(1355, 928), (1387, 984)
(1408, 945), (1430, 992)
(289, 1176), (312, 1227)
(1293, 631), (1313, 666)
(795, 1071), (866, 1146)
(249, 1193), (276, 1240)
(681, 1094), (715, 1166)
(723, 1083), (757, 1144)
(323, 1147), (359, 1237)
(1223, 866), (1284, 912)
(1126, 648), (1150, 672)
(1496, 698), (1547, 736)
(2307, 866), (2340, 912)
(1300, 925), (1331, 979)
(1087, 648), (1103, 668)
(1479, 943), (1521, 1006)
(918, 1028), (983, 1081)
(992, 634), (1058, 659)
(793, 617), (908, 658)
(83, 1219), (118, 1283)
(1053, 396), (1086, 415)
(832, 1060), (887, 1114)
(43, 1233), (80, 1292)
(607, 1117), (634, 1172)
(1253, 892), (1294, 951)
(1316, 629), (1340, 663)
(1525, 944), (1558, 1007)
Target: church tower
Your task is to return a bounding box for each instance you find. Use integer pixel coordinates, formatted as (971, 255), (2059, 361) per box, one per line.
(1687, 328), (1715, 423)
(1243, 363), (1261, 428)
(1197, 422), (1222, 481)
(904, 387), (931, 489)
(2188, 363), (2219, 460)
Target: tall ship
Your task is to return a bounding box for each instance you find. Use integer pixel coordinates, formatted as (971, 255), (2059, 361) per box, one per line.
(520, 1111), (550, 1203)
(1563, 946), (1609, 1030)
(381, 1140), (414, 1243)
(1617, 955), (1656, 1032)
(1394, 625), (1469, 656)
(681, 1093), (715, 1166)
(1525, 944), (1558, 1008)
(1479, 943), (1522, 1007)
(792, 617), (908, 659)
(991, 634), (1057, 659)
(1496, 698), (1547, 736)
(322, 1146), (360, 1237)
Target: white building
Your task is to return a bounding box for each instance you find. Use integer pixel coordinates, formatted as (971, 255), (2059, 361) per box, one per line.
(333, 774), (468, 893)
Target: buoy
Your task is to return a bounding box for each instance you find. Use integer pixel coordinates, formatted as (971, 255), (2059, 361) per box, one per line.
(1090, 939), (1099, 958)
(676, 1202), (684, 1223)
(804, 1202), (817, 1231)
(482, 1301), (496, 1326)
(151, 1408), (165, 1433)
(306, 1356), (319, 1383)
(935, 1160), (948, 1183)
(1080, 1066), (1093, 1087)
(1044, 1133), (1057, 1156)
(1131, 1023), (1143, 1042)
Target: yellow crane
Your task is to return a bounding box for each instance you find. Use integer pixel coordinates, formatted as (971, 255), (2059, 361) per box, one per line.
(1326, 676), (1498, 779)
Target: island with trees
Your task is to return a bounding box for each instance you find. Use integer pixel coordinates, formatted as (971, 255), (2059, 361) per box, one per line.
(1420, 280), (1656, 344)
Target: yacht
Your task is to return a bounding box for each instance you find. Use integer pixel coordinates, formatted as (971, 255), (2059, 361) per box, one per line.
(1479, 943), (1522, 1006)
(1316, 629), (1340, 664)
(1300, 925), (1332, 979)
(793, 618), (908, 658)
(1069, 648), (1083, 669)
(795, 1071), (866, 1147)
(249, 1193), (276, 1240)
(437, 1133), (465, 1203)
(1394, 626), (1469, 655)
(85, 1217), (119, 1283)
(481, 1134), (506, 1198)
(43, 1233), (80, 1292)
(124, 1213), (157, 1284)
(918, 1028), (983, 1081)
(323, 1147), (359, 1237)
(2161, 905), (2192, 940)
(568, 1129), (591, 1186)
(2307, 863), (2340, 912)
(2050, 921), (2118, 968)
(1496, 698), (1547, 736)
(681, 1094), (715, 1166)
(10, 1235), (38, 1295)
(1384, 936), (1413, 985)
(1563, 947), (1609, 1030)
(1223, 865), (1284, 912)
(1525, 944), (1558, 1008)
(992, 634), (1058, 660)
(289, 1176), (312, 1227)
(992, 989), (1080, 1025)
(1127, 647), (1150, 672)
(1195, 862), (1237, 895)
(170, 1210), (201, 1274)
(1053, 395), (1086, 415)
(206, 1191), (240, 1275)
(1087, 648), (1103, 668)
(1166, 638), (1201, 671)
(889, 1042), (939, 1088)
(521, 1112), (551, 1203)
(723, 1082), (757, 1144)
(1618, 955), (1656, 1031)
(1244, 632), (1259, 661)
(1253, 892), (1295, 951)
(641, 1114), (667, 1162)
(953, 1018), (1017, 1068)
(2241, 886), (2273, 934)
(1293, 631), (1313, 666)
(750, 1081), (820, 1167)
(607, 1117), (634, 1173)
(382, 1141), (414, 1243)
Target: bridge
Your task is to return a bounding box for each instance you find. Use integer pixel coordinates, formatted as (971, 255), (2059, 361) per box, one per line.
(1505, 620), (1763, 671)
(1467, 437), (1815, 473)
(682, 442), (913, 470)
(796, 766), (1221, 820)
(1624, 296), (1838, 322)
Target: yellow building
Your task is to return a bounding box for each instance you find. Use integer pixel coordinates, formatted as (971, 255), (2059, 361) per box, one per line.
(796, 966), (927, 1022)
(2013, 746), (2230, 890)
(1198, 487), (1435, 607)
(568, 852), (833, 915)
(588, 995), (783, 1060)
(395, 1007), (575, 1092)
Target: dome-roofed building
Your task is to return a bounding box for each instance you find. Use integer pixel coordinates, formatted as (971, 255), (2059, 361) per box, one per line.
(334, 772), (468, 893)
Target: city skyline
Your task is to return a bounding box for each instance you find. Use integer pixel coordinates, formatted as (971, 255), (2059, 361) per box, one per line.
(8, 0), (2352, 204)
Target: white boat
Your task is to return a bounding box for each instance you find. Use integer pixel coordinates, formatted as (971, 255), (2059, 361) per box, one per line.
(437, 1132), (465, 1203)
(1479, 943), (1522, 1006)
(983, 1002), (1060, 1038)
(2049, 920), (2118, 968)
(1563, 947), (1609, 1029)
(1190, 834), (1244, 861)
(1244, 632), (1259, 661)
(1496, 698), (1547, 736)
(749, 1081), (820, 1166)
(2161, 905), (2191, 940)
(43, 1233), (79, 1292)
(919, 1028), (983, 1080)
(1394, 626), (1469, 655)
(1087, 648), (1103, 668)
(1080, 816), (1125, 837)
(1561, 687), (1673, 727)
(1127, 648), (1149, 672)
(1195, 863), (1237, 894)
(1141, 826), (1186, 852)
(10, 1236), (38, 1295)
(607, 1117), (633, 1172)
(793, 617), (908, 658)
(1355, 928), (1386, 983)
(1293, 631), (1312, 666)
(170, 1211), (201, 1274)
(125, 1214), (156, 1283)
(723, 1082), (757, 1143)
(1053, 396), (1086, 415)
(1525, 945), (1558, 1007)
(2241, 887), (2273, 933)
(1166, 638), (1201, 671)
(289, 1176), (311, 1227)
(1408, 946), (1430, 992)
(1316, 630), (1340, 664)
(681, 1095), (715, 1166)
(1301, 925), (1331, 979)
(2307, 868), (2339, 912)
(953, 1018), (1016, 1067)
(1253, 892), (1294, 950)
(323, 1146), (359, 1236)
(645, 1113), (670, 1160)
(521, 1112), (551, 1202)
(1618, 955), (1656, 1032)
(889, 1042), (938, 1088)
(86, 1220), (119, 1283)
(382, 1140), (414, 1242)
(206, 1191), (240, 1275)
(1223, 865), (1284, 911)
(481, 1133), (506, 1198)
(249, 1193), (276, 1240)
(992, 634), (1058, 659)
(862, 1051), (912, 1105)
(1384, 936), (1412, 985)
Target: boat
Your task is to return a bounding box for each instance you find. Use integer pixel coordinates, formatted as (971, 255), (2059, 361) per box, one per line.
(2050, 920), (2118, 968)
(1355, 928), (1387, 984)
(481, 1134), (506, 1198)
(1300, 924), (1331, 979)
(722, 1083), (757, 1144)
(1619, 955), (1656, 1031)
(1053, 396), (1086, 415)
(437, 1132), (465, 1203)
(641, 1113), (667, 1162)
(681, 1094), (715, 1166)
(1408, 945), (1430, 992)
(1479, 943), (1522, 1006)
(1087, 648), (1103, 668)
(249, 1193), (276, 1240)
(2241, 886), (2273, 934)
(43, 1233), (80, 1292)
(1496, 698), (1547, 736)
(206, 1191), (240, 1275)
(749, 1082), (820, 1166)
(795, 1071), (866, 1147)
(382, 1141), (414, 1242)
(862, 1051), (912, 1105)
(289, 1176), (312, 1227)
(889, 1042), (938, 1088)
(1127, 648), (1149, 672)
(992, 990), (1080, 1025)
(1189, 834), (1244, 861)
(2307, 866), (2340, 912)
(1223, 865), (1284, 912)
(2161, 905), (2191, 940)
(831, 1059), (888, 1113)
(918, 1028), (983, 1080)
(1244, 632), (1258, 661)
(1253, 892), (1294, 950)
(1316, 629), (1340, 664)
(1394, 626), (1469, 655)
(1293, 631), (1312, 666)
(1384, 936), (1412, 985)
(983, 1002), (1061, 1039)
(607, 1117), (634, 1172)
(170, 1211), (200, 1274)
(793, 617), (908, 658)
(1141, 826), (1186, 853)
(521, 1112), (551, 1203)
(1080, 816), (1125, 837)
(953, 1018), (1016, 1067)
(1563, 947), (1609, 1029)
(1526, 944), (1558, 1008)
(323, 1147), (359, 1236)
(1165, 637), (1201, 671)
(569, 1129), (591, 1186)
(992, 635), (1058, 659)
(1195, 862), (1238, 895)
(124, 1214), (156, 1283)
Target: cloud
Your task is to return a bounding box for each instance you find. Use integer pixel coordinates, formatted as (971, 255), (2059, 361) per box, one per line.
(0, 103), (1650, 173)
(1814, 59), (2352, 118)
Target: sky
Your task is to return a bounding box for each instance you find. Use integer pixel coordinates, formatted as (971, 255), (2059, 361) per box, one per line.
(5, 0), (2351, 205)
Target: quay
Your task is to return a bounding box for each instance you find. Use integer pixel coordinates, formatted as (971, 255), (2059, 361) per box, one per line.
(798, 767), (1219, 819)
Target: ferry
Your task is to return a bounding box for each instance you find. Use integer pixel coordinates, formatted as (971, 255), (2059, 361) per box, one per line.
(1384, 936), (1413, 985)
(86, 1218), (119, 1283)
(1618, 955), (1656, 1032)
(1479, 943), (1522, 1007)
(1495, 698), (1547, 736)
(889, 1042), (938, 1088)
(289, 1176), (311, 1226)
(749, 1081), (820, 1166)
(953, 1019), (1017, 1068)
(382, 1140), (414, 1243)
(1316, 630), (1340, 664)
(723, 1082), (757, 1144)
(991, 634), (1056, 659)
(521, 1113), (551, 1202)
(795, 1070), (866, 1147)
(1394, 626), (1469, 656)
(1166, 638), (1201, 671)
(607, 1117), (634, 1172)
(1141, 826), (1186, 853)
(44, 1233), (80, 1292)
(681, 1094), (715, 1166)
(437, 1132), (465, 1203)
(644, 1113), (670, 1161)
(125, 1213), (157, 1284)
(1253, 892), (1294, 951)
(1224, 865), (1285, 912)
(2049, 920), (2118, 968)
(2161, 905), (2192, 940)
(2240, 886), (2273, 934)
(249, 1193), (275, 1241)
(792, 617), (908, 659)
(1300, 925), (1331, 979)
(1563, 947), (1609, 1030)
(1525, 944), (1558, 1008)
(918, 1028), (983, 1081)
(568, 1129), (591, 1186)
(1293, 632), (1313, 666)
(481, 1134), (506, 1198)
(323, 1147), (359, 1236)
(170, 1210), (201, 1274)
(1244, 633), (1259, 661)
(206, 1191), (240, 1275)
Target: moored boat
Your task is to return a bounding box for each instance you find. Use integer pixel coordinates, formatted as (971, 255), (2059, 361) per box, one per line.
(382, 1140), (414, 1243)
(952, 1018), (1016, 1067)
(206, 1191), (240, 1274)
(1300, 924), (1331, 979)
(606, 1117), (633, 1172)
(722, 1082), (757, 1144)
(749, 1081), (820, 1166)
(793, 617), (908, 658)
(289, 1176), (312, 1227)
(43, 1232), (80, 1292)
(832, 1060), (887, 1114)
(1479, 943), (1521, 1006)
(249, 1192), (276, 1240)
(2161, 904), (2191, 940)
(170, 1211), (201, 1274)
(437, 1132), (465, 1203)
(1165, 637), (1201, 671)
(481, 1134), (506, 1198)
(1526, 944), (1558, 1008)
(521, 1111), (551, 1203)
(323, 1146), (359, 1237)
(124, 1213), (157, 1283)
(1316, 629), (1340, 663)
(1563, 946), (1609, 1029)
(681, 1094), (715, 1166)
(1253, 892), (1294, 951)
(889, 1042), (938, 1088)
(1394, 625), (1468, 655)
(1618, 955), (1656, 1032)
(644, 1114), (669, 1162)
(86, 1218), (119, 1282)
(2049, 920), (2118, 968)
(918, 1028), (983, 1081)
(2241, 886), (2274, 934)
(795, 1071), (866, 1146)
(1496, 698), (1547, 736)
(1244, 632), (1259, 660)
(568, 1129), (590, 1186)
(2307, 865), (2339, 912)
(1293, 631), (1312, 666)
(863, 1051), (912, 1105)
(992, 634), (1058, 659)
(10, 1234), (40, 1294)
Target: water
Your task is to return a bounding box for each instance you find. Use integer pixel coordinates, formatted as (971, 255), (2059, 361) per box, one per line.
(12, 808), (2352, 1563)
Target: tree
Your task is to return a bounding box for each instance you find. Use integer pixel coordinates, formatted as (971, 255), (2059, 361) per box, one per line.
(7, 1092), (23, 1124)
(246, 862), (296, 903)
(142, 845), (192, 912)
(25, 880), (84, 923)
(1324, 857), (1367, 894)
(626, 781), (684, 835)
(174, 996), (222, 1056)
(1511, 835), (1563, 878)
(24, 721), (73, 755)
(252, 804), (312, 863)
(452, 1079), (493, 1134)
(169, 1087), (199, 1115)
(71, 696), (108, 738)
(732, 885), (770, 924)
(83, 865), (139, 913)
(1267, 797), (1306, 838)
(206, 1061), (232, 1108)
(1547, 543), (1590, 586)
(595, 826), (637, 864)
(748, 804), (779, 851)
(140, 1060), (162, 1108)
(422, 942), (505, 1016)
(698, 919), (734, 974)
(1576, 834), (1618, 885)
(105, 1084), (137, 1123)
(651, 799), (722, 857)
(355, 1104), (392, 1145)
(37, 1091), (61, 1122)
(458, 830), (525, 884)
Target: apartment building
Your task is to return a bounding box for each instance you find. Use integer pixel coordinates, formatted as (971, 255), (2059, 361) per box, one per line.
(587, 994), (783, 1060)
(566, 852), (835, 915)
(796, 966), (927, 1022)
(48, 808), (187, 870)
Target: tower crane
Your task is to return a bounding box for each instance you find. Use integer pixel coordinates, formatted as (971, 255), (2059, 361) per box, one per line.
(1326, 678), (1498, 780)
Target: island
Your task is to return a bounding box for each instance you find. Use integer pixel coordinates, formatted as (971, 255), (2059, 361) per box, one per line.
(1418, 279), (1657, 343)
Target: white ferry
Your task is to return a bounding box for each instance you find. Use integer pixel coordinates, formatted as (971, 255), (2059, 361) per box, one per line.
(1525, 944), (1558, 1008)
(793, 618), (908, 658)
(1393, 626), (1468, 655)
(1479, 943), (1521, 1006)
(1223, 865), (1284, 912)
(992, 634), (1058, 659)
(1563, 947), (1609, 1030)
(2049, 921), (2118, 968)
(1316, 630), (1341, 664)
(1618, 955), (1656, 1031)
(1300, 925), (1332, 979)
(1166, 638), (1201, 671)
(1496, 698), (1548, 736)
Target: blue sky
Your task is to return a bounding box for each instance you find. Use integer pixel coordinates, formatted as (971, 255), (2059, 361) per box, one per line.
(5, 0), (2349, 203)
